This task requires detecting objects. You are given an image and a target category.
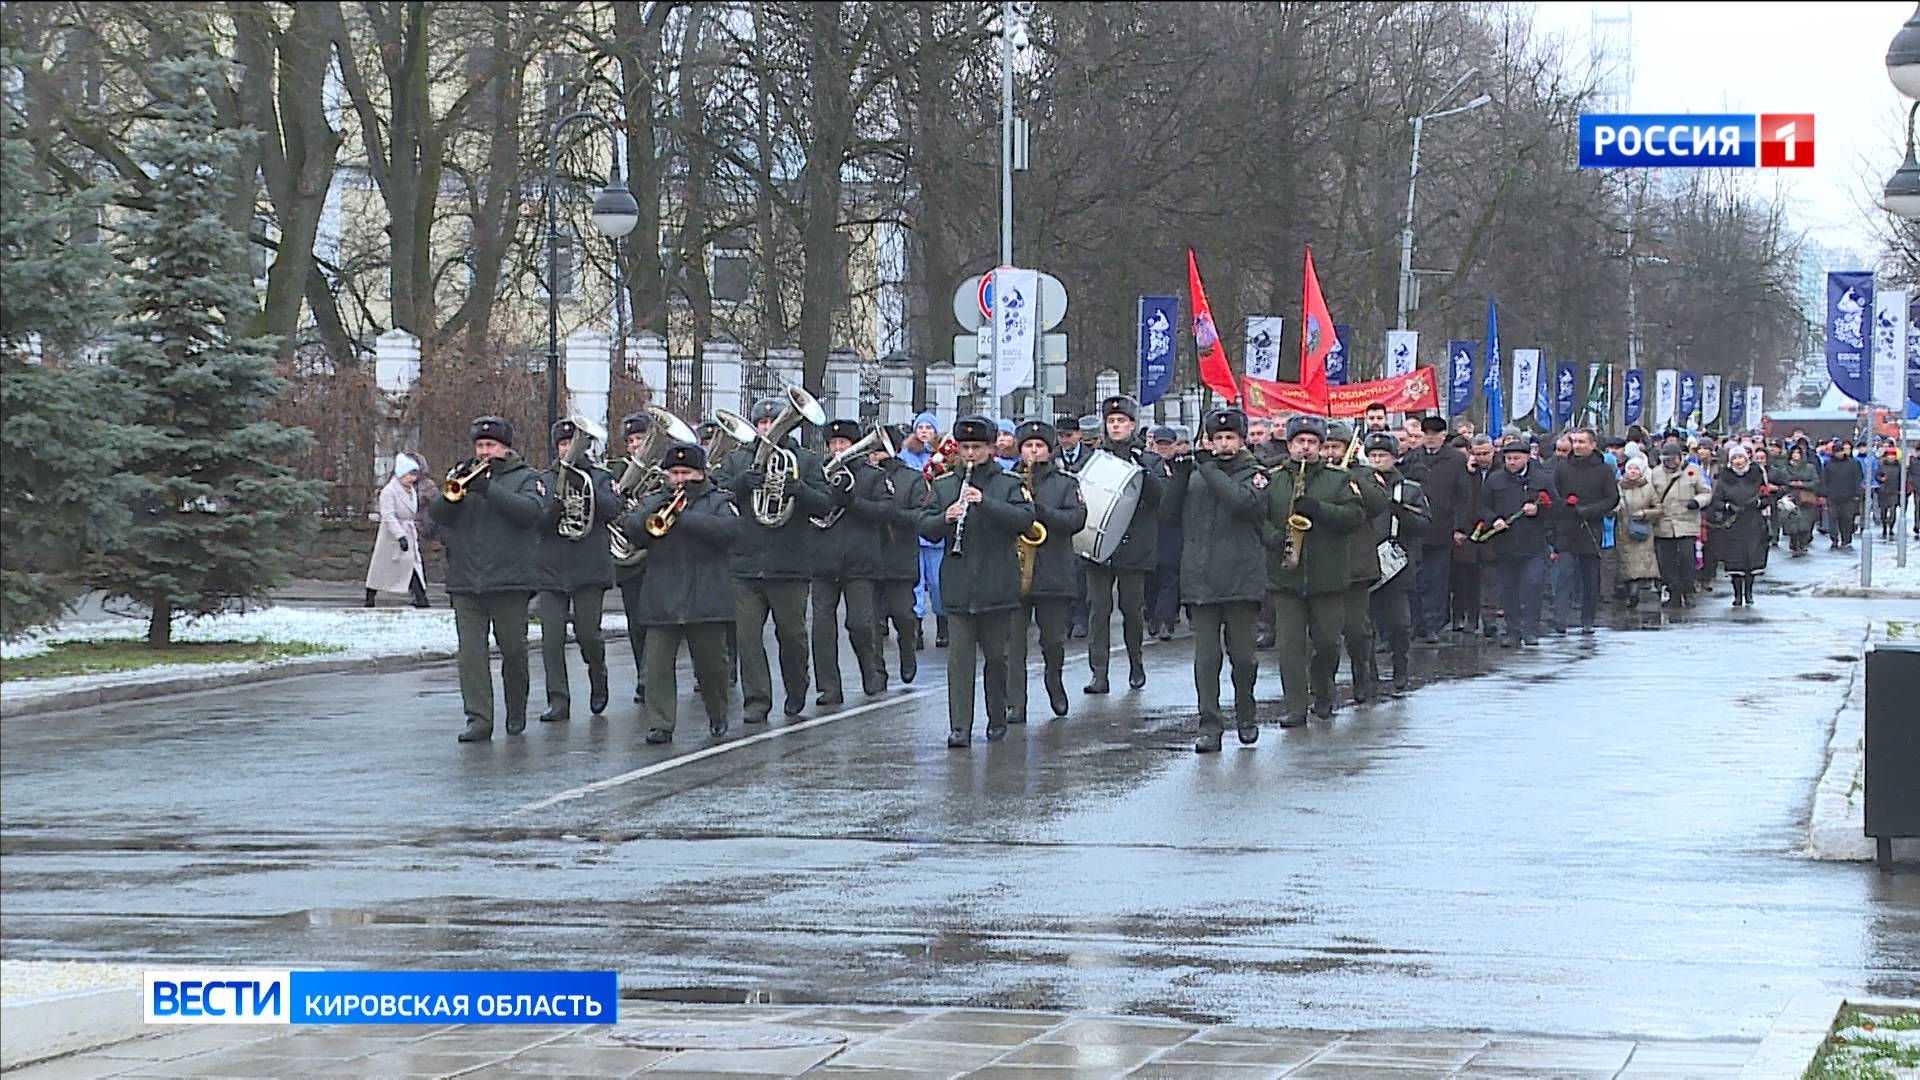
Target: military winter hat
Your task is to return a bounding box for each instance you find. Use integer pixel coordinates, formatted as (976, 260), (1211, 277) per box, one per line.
(1421, 415), (1448, 433)
(952, 415), (996, 445)
(550, 419), (578, 446)
(1014, 420), (1058, 449)
(1078, 414), (1103, 436)
(750, 397), (783, 423)
(1102, 394), (1141, 421)
(697, 419), (720, 443)
(662, 443), (707, 472)
(1364, 432), (1401, 456)
(1204, 407), (1249, 438)
(470, 415), (513, 446)
(825, 419), (864, 443)
(1325, 421), (1354, 445)
(620, 412), (652, 438)
(1284, 416), (1328, 441)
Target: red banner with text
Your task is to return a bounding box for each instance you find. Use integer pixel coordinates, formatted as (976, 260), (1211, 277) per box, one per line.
(1242, 367), (1441, 419)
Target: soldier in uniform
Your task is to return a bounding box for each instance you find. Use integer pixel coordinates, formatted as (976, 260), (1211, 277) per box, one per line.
(1083, 394), (1167, 694)
(1264, 416), (1366, 727)
(622, 443), (740, 742)
(916, 416), (1036, 747)
(712, 398), (834, 723)
(428, 416), (547, 742)
(1005, 420), (1088, 726)
(1323, 423), (1386, 704)
(811, 419), (890, 702)
(871, 424), (926, 685)
(1363, 432), (1431, 692)
(1164, 407), (1271, 753)
(533, 419), (621, 722)
(613, 413), (653, 703)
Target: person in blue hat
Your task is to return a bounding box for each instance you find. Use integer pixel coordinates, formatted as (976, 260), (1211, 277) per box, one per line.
(993, 418), (1020, 472)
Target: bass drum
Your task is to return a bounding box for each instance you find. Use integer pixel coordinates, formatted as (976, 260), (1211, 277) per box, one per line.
(1071, 449), (1144, 564)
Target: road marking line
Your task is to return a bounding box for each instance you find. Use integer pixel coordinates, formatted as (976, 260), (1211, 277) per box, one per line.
(510, 641), (1155, 816)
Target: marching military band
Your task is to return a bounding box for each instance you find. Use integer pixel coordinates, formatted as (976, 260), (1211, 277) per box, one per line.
(425, 391), (1635, 754)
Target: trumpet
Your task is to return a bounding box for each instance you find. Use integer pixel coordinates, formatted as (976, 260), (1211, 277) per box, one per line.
(644, 486), (689, 537)
(610, 407), (698, 566)
(811, 425), (897, 529)
(442, 459), (492, 502)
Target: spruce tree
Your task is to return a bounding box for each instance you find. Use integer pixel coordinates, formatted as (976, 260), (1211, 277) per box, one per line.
(81, 45), (322, 647)
(0, 51), (135, 642)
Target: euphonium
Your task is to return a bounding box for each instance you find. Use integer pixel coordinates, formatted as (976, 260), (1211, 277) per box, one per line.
(1280, 461), (1313, 571)
(555, 416), (606, 541)
(750, 384), (827, 528)
(811, 425), (896, 529)
(442, 459), (491, 502)
(1015, 461), (1048, 596)
(644, 486), (689, 537)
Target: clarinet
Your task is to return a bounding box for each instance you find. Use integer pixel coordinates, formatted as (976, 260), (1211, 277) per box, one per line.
(950, 461), (975, 558)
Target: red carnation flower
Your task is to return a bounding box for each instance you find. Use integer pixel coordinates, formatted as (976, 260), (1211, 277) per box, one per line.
(1565, 494), (1579, 506)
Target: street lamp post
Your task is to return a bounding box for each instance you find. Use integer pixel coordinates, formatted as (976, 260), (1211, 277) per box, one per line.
(1396, 70), (1491, 331)
(545, 110), (640, 456)
(1883, 5), (1920, 570)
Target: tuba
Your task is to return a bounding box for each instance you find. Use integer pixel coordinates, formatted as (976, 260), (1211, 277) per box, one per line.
(1279, 461), (1314, 571)
(749, 384), (827, 528)
(706, 409), (757, 465)
(811, 425), (896, 529)
(1015, 461), (1048, 596)
(555, 417), (607, 541)
(609, 407), (697, 566)
(442, 459), (491, 503)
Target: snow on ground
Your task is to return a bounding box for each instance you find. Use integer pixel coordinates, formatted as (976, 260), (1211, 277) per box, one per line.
(1, 961), (142, 1004)
(1816, 547), (1920, 594)
(0, 605), (627, 708)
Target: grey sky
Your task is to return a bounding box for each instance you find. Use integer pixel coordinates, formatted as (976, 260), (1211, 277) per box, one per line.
(1532, 1), (1909, 259)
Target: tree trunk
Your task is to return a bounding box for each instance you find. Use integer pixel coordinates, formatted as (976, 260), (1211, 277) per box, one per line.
(795, 2), (853, 398)
(616, 1), (671, 339)
(147, 597), (171, 648)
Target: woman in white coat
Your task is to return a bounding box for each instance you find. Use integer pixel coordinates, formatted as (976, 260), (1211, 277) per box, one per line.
(365, 453), (431, 608)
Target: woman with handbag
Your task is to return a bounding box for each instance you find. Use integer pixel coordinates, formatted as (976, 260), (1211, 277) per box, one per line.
(1615, 458), (1660, 608)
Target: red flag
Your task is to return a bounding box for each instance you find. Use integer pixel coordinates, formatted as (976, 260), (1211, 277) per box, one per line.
(1187, 249), (1239, 405)
(1299, 246), (1333, 412)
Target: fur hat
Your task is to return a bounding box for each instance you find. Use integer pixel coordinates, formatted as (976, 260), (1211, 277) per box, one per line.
(661, 442), (707, 472)
(470, 415), (513, 447)
(1078, 414), (1103, 435)
(1284, 416), (1328, 442)
(1363, 432), (1401, 456)
(550, 419), (578, 446)
(1014, 420), (1057, 449)
(620, 411), (651, 438)
(750, 397), (784, 423)
(1101, 394), (1140, 421)
(1204, 408), (1249, 438)
(826, 419), (864, 444)
(952, 415), (996, 445)
(1325, 421), (1354, 445)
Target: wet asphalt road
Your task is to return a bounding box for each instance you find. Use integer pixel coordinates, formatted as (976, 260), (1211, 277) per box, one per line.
(3, 551), (1916, 1040)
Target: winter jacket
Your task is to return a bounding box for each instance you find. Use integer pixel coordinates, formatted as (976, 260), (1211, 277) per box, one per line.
(1264, 460), (1367, 596)
(1552, 452), (1621, 557)
(1614, 477), (1661, 582)
(1822, 454), (1865, 504)
(1095, 436), (1168, 572)
(366, 476), (426, 594)
(812, 458), (890, 580)
(1020, 458), (1089, 600)
(874, 457), (929, 582)
(1456, 465), (1494, 567)
(1397, 442), (1473, 540)
(621, 479), (740, 624)
(713, 443), (835, 580)
(1164, 448), (1270, 605)
(1344, 464), (1392, 585)
(1646, 461), (1712, 540)
(1707, 466), (1771, 573)
(426, 451), (547, 594)
(1478, 463), (1558, 561)
(916, 461), (1036, 613)
(533, 463), (621, 592)
(1365, 468), (1431, 592)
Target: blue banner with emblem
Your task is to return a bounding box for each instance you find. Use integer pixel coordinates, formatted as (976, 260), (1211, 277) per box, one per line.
(1327, 323), (1352, 385)
(1137, 295), (1176, 406)
(1447, 340), (1476, 417)
(1728, 381), (1746, 429)
(1553, 362), (1578, 428)
(1623, 368), (1645, 426)
(1678, 370), (1699, 428)
(1826, 271), (1872, 405)
(1483, 301), (1503, 434)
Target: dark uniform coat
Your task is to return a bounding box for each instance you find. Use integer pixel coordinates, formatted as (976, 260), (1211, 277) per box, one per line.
(915, 462), (1036, 614)
(533, 463), (621, 592)
(426, 452), (547, 594)
(1164, 449), (1271, 605)
(621, 479), (741, 624)
(1096, 435), (1168, 572)
(1479, 464), (1559, 561)
(1398, 443), (1473, 537)
(608, 456), (649, 587)
(1264, 461), (1367, 596)
(1708, 466), (1772, 573)
(1345, 464), (1395, 586)
(1021, 459), (1089, 599)
(814, 459), (890, 579)
(1551, 452), (1621, 557)
(1457, 464), (1495, 566)
(712, 443), (834, 580)
(1365, 469), (1431, 593)
(874, 456), (928, 583)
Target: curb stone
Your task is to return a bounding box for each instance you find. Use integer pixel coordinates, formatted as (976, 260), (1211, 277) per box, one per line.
(1809, 586), (1920, 599)
(0, 987), (143, 1069)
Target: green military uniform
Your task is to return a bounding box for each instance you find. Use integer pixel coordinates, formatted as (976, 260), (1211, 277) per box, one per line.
(610, 453), (649, 704)
(621, 449), (740, 740)
(916, 421), (1036, 746)
(533, 423), (622, 721)
(1085, 398), (1169, 693)
(425, 417), (547, 742)
(1326, 428), (1389, 703)
(872, 443), (927, 685)
(712, 430), (834, 722)
(1264, 424), (1367, 725)
(810, 422), (890, 703)
(1164, 411), (1272, 751)
(1005, 425), (1089, 726)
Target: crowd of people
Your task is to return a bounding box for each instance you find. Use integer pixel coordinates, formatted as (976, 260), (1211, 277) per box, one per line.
(366, 396), (1919, 754)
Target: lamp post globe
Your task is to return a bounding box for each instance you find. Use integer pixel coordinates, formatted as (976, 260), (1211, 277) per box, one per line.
(591, 183), (640, 239)
(1889, 4), (1920, 99)
(1885, 153), (1920, 220)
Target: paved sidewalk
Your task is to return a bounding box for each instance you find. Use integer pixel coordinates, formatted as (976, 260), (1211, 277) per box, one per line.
(12, 1003), (1758, 1079)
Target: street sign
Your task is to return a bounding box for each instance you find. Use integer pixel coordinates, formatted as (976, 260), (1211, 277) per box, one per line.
(954, 273), (1068, 333)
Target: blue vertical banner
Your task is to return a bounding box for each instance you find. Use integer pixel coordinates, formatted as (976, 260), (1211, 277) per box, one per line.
(1483, 301), (1503, 434)
(1327, 323), (1352, 385)
(1552, 362), (1578, 428)
(1678, 370), (1699, 428)
(1447, 339), (1477, 417)
(1826, 271), (1873, 404)
(1534, 351), (1553, 431)
(1728, 381), (1746, 429)
(1623, 369), (1645, 426)
(1137, 295), (1176, 406)
(1909, 296), (1920, 416)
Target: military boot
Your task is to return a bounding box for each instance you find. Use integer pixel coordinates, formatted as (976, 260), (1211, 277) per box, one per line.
(1005, 707), (1027, 725)
(456, 721), (492, 743)
(1236, 721), (1260, 746)
(645, 728), (673, 745)
(1046, 673), (1069, 717)
(947, 729), (970, 748)
(1194, 728), (1223, 753)
(505, 714), (527, 735)
(1128, 657), (1147, 690)
(935, 616), (950, 648)
(985, 721), (1009, 741)
(588, 667), (609, 715)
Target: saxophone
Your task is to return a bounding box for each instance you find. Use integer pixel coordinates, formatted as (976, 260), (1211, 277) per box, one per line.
(1280, 460), (1314, 571)
(1015, 460), (1048, 596)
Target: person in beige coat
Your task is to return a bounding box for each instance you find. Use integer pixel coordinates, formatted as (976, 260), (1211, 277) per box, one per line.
(1646, 440), (1711, 608)
(365, 452), (431, 608)
(1614, 457), (1661, 607)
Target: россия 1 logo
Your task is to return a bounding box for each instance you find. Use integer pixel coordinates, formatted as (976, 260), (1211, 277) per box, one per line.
(1579, 113), (1813, 168)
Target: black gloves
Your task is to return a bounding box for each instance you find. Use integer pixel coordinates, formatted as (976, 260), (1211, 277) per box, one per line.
(1293, 496), (1321, 519)
(467, 472), (491, 497)
(398, 536), (409, 552)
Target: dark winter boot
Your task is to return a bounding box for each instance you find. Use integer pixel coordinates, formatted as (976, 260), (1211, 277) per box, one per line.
(935, 616), (950, 648)
(1731, 576), (1745, 607)
(364, 589), (378, 609)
